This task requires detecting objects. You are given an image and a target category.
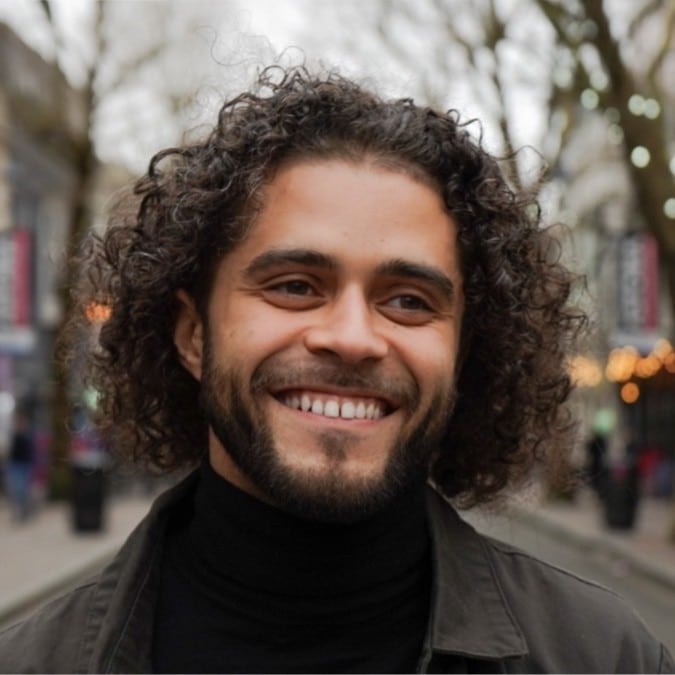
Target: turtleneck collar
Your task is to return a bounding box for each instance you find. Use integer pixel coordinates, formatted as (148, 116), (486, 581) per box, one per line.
(183, 459), (430, 597)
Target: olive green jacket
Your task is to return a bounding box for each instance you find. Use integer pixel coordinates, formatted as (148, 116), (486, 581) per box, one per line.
(0, 472), (672, 673)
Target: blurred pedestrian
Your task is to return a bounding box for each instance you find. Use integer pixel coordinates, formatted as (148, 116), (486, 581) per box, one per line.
(5, 408), (34, 523)
(603, 427), (642, 530)
(585, 431), (609, 499)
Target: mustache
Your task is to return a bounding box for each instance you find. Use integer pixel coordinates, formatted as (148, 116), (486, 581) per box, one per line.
(250, 360), (421, 408)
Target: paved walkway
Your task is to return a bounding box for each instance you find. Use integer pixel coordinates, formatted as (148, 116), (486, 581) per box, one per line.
(1, 483), (674, 630)
(0, 492), (153, 628)
(511, 488), (675, 590)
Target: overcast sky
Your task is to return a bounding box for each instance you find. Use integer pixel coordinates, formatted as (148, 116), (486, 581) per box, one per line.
(0, 0), (549, 173)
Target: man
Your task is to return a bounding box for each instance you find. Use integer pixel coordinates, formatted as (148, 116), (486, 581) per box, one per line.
(0, 66), (671, 673)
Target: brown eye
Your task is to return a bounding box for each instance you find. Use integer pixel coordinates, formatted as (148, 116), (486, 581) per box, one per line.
(379, 292), (437, 326)
(262, 277), (323, 311)
(387, 295), (431, 311)
(275, 280), (315, 296)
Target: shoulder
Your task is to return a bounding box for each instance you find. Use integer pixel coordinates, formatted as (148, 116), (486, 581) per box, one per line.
(482, 533), (673, 673)
(0, 470), (200, 674)
(0, 582), (98, 674)
(426, 489), (672, 673)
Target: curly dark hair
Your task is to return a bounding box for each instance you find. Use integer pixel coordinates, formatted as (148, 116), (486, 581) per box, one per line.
(71, 65), (586, 506)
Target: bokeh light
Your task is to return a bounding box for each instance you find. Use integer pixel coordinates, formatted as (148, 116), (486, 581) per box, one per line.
(581, 88), (599, 110)
(85, 301), (112, 323)
(568, 355), (603, 387)
(620, 382), (640, 404)
(605, 346), (639, 382)
(664, 198), (675, 219)
(643, 98), (661, 119)
(630, 146), (650, 167)
(628, 94), (645, 115)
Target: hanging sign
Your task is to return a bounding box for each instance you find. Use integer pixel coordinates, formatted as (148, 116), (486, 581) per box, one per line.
(617, 232), (659, 333)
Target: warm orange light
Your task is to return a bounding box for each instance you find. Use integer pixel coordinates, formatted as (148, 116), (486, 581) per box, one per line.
(85, 301), (112, 323)
(620, 382), (640, 404)
(634, 355), (661, 378)
(665, 353), (675, 374)
(652, 338), (673, 361)
(568, 355), (603, 387)
(605, 346), (639, 382)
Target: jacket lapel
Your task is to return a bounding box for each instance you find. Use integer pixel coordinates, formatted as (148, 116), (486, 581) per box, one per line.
(84, 471), (200, 672)
(425, 487), (528, 662)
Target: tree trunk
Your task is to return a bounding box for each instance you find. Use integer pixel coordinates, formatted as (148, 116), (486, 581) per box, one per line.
(47, 135), (97, 499)
(584, 0), (675, 338)
(46, 2), (102, 499)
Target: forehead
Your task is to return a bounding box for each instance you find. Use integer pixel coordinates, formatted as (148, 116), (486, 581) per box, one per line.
(227, 159), (461, 280)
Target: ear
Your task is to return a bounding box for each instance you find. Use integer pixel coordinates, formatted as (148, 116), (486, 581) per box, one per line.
(174, 289), (204, 381)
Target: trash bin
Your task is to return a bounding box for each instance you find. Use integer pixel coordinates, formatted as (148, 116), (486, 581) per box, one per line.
(603, 463), (639, 530)
(71, 455), (106, 532)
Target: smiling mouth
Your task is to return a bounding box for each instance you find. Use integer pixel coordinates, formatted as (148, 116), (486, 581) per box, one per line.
(275, 390), (392, 420)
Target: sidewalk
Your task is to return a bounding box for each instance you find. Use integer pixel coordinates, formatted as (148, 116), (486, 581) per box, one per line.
(0, 491), (154, 628)
(510, 489), (675, 590)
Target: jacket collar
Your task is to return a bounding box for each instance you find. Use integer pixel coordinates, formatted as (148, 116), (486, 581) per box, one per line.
(87, 470), (201, 673)
(93, 472), (528, 671)
(425, 486), (528, 661)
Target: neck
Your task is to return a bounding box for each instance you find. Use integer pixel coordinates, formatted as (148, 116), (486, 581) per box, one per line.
(207, 432), (270, 505)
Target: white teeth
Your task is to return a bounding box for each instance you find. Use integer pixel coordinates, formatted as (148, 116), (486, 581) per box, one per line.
(324, 400), (340, 417)
(340, 401), (356, 419)
(283, 393), (385, 419)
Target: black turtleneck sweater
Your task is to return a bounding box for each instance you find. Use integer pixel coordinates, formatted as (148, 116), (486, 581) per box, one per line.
(152, 462), (431, 674)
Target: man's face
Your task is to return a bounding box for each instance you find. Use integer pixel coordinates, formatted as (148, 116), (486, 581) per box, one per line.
(176, 159), (464, 521)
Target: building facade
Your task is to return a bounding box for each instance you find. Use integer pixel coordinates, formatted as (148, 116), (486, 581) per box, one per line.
(0, 22), (84, 464)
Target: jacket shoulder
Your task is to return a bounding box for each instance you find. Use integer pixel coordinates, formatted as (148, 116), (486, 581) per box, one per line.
(0, 472), (199, 674)
(0, 581), (98, 674)
(483, 536), (673, 673)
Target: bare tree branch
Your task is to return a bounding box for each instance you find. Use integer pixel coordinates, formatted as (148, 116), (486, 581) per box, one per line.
(38, 0), (53, 23)
(102, 43), (167, 96)
(645, 1), (675, 91)
(37, 0), (64, 64)
(542, 88), (575, 166)
(626, 0), (663, 38)
(535, 0), (583, 48)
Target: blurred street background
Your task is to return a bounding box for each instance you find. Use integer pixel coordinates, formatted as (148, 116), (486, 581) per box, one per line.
(0, 0), (673, 652)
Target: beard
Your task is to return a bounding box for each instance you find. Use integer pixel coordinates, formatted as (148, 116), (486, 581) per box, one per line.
(199, 339), (456, 523)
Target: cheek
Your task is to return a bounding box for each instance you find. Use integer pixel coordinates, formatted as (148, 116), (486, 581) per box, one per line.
(227, 302), (308, 343)
(420, 354), (457, 393)
(211, 318), (301, 376)
(212, 314), (264, 351)
(397, 329), (460, 387)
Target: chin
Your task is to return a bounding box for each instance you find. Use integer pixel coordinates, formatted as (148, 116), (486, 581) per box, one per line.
(258, 448), (424, 524)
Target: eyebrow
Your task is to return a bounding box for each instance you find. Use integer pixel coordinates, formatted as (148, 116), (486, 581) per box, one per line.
(243, 248), (457, 302)
(375, 259), (457, 303)
(243, 248), (337, 279)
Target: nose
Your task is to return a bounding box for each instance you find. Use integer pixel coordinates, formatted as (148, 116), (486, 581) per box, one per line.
(303, 288), (388, 364)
